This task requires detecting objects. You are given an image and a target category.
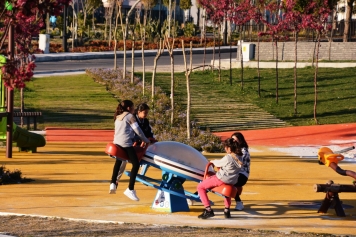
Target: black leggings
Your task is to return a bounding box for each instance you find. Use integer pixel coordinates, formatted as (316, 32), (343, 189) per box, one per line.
(111, 146), (140, 190)
(234, 174), (248, 201)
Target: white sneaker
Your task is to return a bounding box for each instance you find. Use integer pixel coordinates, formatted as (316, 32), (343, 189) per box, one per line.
(109, 183), (116, 194)
(235, 201), (244, 211)
(124, 188), (139, 201)
(187, 199), (195, 206)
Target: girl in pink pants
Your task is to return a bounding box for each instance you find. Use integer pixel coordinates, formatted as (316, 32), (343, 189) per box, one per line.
(197, 138), (242, 219)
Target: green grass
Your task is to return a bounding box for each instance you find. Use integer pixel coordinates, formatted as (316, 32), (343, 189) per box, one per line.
(14, 74), (118, 130)
(142, 67), (356, 126)
(13, 67), (356, 130)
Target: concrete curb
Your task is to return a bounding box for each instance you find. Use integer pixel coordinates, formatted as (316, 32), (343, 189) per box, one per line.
(34, 46), (237, 62)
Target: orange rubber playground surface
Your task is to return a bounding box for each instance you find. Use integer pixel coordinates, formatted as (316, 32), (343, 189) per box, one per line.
(1, 123), (356, 236)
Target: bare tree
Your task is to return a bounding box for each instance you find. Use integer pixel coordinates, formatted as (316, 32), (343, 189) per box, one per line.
(212, 25), (216, 72)
(202, 9), (207, 71)
(123, 0), (142, 83)
(151, 38), (164, 101)
(238, 26), (244, 89)
(182, 40), (193, 139)
(218, 24), (221, 82)
(164, 34), (175, 125)
(80, 0), (102, 30)
(274, 37), (279, 104)
(103, 0), (114, 45)
(113, 0), (124, 70)
(314, 32), (320, 124)
(130, 4), (142, 83)
(140, 0), (154, 95)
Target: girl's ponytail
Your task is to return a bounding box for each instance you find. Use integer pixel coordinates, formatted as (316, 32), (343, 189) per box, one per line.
(114, 100), (133, 121)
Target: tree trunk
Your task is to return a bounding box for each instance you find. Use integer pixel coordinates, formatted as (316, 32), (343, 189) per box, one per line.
(200, 9), (205, 45)
(314, 32), (321, 124)
(182, 40), (192, 139)
(152, 39), (164, 101)
(124, 0), (142, 82)
(119, 7), (124, 78)
(229, 28), (232, 86)
(275, 38), (278, 104)
(212, 25), (216, 72)
(170, 54), (174, 125)
(141, 9), (148, 95)
(294, 31), (298, 115)
(343, 0), (354, 42)
(114, 5), (121, 70)
(328, 8), (336, 60)
(83, 12), (87, 30)
(240, 27), (243, 89)
(312, 40), (317, 67)
(131, 39), (135, 83)
(20, 88), (24, 127)
(218, 25), (221, 82)
(92, 9), (95, 31)
(202, 10), (207, 71)
(257, 35), (260, 97)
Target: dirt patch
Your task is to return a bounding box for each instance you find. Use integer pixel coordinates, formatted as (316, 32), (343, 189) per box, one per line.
(0, 215), (339, 237)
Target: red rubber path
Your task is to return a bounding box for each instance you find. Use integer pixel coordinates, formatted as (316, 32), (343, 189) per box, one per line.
(45, 123), (356, 147)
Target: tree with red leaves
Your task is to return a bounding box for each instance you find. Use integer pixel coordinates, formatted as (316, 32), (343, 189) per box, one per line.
(259, 0), (286, 104)
(250, 0), (267, 98)
(228, 0), (255, 90)
(282, 0), (308, 115)
(302, 0), (332, 124)
(0, 0), (71, 89)
(198, 0), (231, 81)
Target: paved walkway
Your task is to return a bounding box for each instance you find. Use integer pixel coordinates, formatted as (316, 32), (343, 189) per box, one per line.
(1, 124), (356, 236)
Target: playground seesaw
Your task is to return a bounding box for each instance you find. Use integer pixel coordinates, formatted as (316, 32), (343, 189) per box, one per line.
(315, 146), (356, 217)
(105, 141), (237, 212)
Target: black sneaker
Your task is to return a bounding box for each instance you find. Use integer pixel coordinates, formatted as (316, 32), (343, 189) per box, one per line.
(224, 209), (231, 218)
(198, 209), (215, 219)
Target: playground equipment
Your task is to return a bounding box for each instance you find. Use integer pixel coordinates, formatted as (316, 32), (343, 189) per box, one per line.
(315, 146), (356, 216)
(105, 141), (237, 212)
(314, 180), (356, 217)
(0, 55), (46, 152)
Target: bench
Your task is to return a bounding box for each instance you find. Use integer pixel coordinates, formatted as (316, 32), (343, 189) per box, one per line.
(13, 111), (42, 130)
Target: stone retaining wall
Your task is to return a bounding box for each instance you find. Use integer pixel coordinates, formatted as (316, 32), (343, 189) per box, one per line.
(244, 42), (356, 61)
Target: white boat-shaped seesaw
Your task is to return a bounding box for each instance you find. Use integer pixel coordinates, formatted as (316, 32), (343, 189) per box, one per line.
(105, 141), (237, 212)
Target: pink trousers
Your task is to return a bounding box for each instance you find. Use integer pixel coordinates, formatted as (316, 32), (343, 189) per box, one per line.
(197, 175), (231, 208)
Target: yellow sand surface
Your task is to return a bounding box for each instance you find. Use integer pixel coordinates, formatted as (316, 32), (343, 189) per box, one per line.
(0, 142), (355, 235)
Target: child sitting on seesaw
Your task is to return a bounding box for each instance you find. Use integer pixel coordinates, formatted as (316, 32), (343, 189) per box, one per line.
(197, 138), (242, 219)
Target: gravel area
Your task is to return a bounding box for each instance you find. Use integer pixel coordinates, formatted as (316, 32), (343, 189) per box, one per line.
(0, 215), (343, 237)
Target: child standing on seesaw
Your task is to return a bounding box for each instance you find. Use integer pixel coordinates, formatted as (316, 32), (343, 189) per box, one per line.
(197, 138), (242, 219)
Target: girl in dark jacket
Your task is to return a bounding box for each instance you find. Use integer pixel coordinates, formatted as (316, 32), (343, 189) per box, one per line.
(109, 103), (155, 195)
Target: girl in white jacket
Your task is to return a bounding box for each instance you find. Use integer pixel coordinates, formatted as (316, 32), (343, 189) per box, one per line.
(197, 138), (242, 219)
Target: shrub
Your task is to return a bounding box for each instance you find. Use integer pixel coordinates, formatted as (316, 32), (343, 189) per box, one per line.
(85, 68), (224, 152)
(183, 22), (196, 37)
